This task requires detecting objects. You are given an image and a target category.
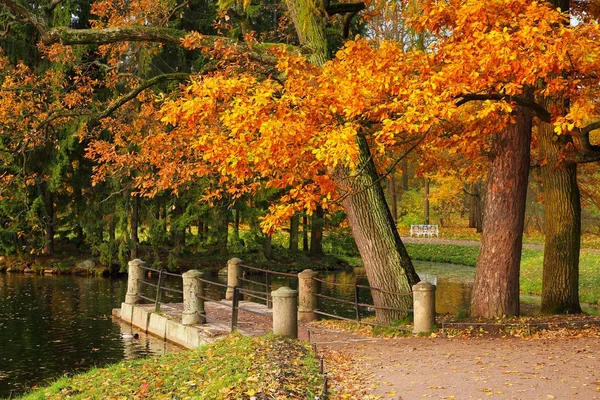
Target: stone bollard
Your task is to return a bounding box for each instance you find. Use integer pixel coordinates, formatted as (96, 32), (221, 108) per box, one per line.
(182, 270), (206, 325)
(226, 258), (242, 300)
(272, 287), (298, 338)
(298, 269), (319, 321)
(413, 281), (436, 334)
(125, 259), (146, 304)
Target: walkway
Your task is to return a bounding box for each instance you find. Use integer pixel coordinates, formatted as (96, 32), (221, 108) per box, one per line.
(303, 324), (600, 400)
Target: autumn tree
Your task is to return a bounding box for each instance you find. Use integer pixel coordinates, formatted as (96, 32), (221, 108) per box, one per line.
(414, 0), (600, 317)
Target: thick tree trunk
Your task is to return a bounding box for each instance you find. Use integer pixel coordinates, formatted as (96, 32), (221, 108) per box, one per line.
(310, 206), (324, 256)
(43, 188), (54, 256)
(338, 134), (420, 324)
(471, 104), (533, 318)
(537, 0), (582, 315)
(539, 117), (582, 314)
(130, 194), (139, 260)
(289, 213), (299, 253)
(283, 0), (329, 66)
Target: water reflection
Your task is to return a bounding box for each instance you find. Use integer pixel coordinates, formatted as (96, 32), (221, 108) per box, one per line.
(0, 274), (180, 399)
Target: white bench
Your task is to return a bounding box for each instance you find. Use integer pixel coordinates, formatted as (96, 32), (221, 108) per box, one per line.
(410, 224), (439, 238)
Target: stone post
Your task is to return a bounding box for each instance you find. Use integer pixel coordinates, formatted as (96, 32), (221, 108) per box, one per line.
(272, 287), (298, 338)
(182, 270), (206, 325)
(298, 269), (319, 321)
(125, 259), (146, 304)
(226, 258), (242, 300)
(413, 281), (436, 334)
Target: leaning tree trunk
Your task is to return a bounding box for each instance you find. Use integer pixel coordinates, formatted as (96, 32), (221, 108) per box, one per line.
(337, 134), (420, 324)
(539, 112), (582, 314)
(471, 103), (533, 318)
(285, 0), (419, 324)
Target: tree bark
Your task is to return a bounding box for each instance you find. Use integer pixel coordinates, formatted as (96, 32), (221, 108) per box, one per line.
(471, 103), (533, 318)
(537, 0), (582, 315)
(337, 134), (420, 323)
(284, 0), (419, 323)
(539, 106), (582, 314)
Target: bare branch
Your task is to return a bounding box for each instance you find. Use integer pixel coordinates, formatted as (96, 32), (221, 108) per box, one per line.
(161, 0), (190, 26)
(455, 93), (551, 123)
(98, 72), (190, 119)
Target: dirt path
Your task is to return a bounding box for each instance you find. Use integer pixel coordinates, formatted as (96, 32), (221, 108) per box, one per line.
(400, 237), (600, 254)
(301, 325), (600, 400)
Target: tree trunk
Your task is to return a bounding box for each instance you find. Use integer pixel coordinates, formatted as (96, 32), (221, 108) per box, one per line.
(471, 103), (533, 318)
(310, 206), (324, 256)
(283, 0), (329, 66)
(537, 0), (582, 315)
(302, 214), (309, 252)
(289, 213), (299, 253)
(43, 188), (54, 256)
(401, 159), (409, 191)
(130, 194), (139, 260)
(284, 0), (419, 323)
(263, 233), (272, 259)
(539, 106), (582, 314)
(337, 134), (420, 324)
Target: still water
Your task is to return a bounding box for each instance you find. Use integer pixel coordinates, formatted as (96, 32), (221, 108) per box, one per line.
(0, 274), (180, 399)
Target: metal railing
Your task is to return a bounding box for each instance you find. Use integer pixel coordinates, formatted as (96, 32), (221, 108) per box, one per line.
(134, 259), (417, 332)
(312, 276), (413, 330)
(138, 266), (184, 312)
(239, 264), (298, 309)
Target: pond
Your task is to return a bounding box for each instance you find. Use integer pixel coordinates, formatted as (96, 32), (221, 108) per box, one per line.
(0, 274), (181, 399)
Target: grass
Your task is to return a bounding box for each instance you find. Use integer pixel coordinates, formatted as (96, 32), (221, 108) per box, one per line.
(18, 334), (322, 400)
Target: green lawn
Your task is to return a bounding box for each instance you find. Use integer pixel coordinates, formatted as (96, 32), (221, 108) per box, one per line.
(18, 335), (321, 400)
